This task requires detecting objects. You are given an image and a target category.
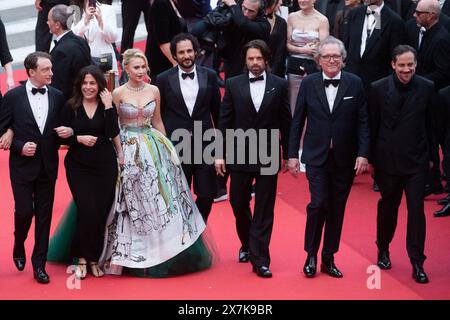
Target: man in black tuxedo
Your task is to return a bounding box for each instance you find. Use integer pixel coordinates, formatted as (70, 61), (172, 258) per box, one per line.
(215, 39), (291, 278)
(34, 0), (70, 52)
(48, 4), (91, 100)
(156, 33), (221, 222)
(0, 52), (73, 284)
(369, 45), (436, 284)
(344, 0), (406, 90)
(288, 36), (370, 279)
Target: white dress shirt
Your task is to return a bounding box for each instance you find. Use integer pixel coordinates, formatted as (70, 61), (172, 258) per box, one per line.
(323, 72), (341, 113)
(179, 66), (199, 116)
(25, 80), (49, 134)
(249, 71), (266, 112)
(360, 3), (384, 57)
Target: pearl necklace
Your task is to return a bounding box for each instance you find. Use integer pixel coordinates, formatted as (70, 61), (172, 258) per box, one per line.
(126, 83), (146, 92)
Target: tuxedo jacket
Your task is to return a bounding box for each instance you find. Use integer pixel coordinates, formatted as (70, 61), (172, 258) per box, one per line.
(218, 72), (291, 173)
(415, 23), (450, 90)
(287, 72), (370, 167)
(0, 84), (65, 182)
(155, 65), (221, 154)
(50, 31), (91, 99)
(369, 74), (436, 175)
(344, 5), (405, 87)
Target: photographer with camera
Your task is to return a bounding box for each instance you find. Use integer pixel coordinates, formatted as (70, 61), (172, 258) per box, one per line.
(219, 0), (270, 79)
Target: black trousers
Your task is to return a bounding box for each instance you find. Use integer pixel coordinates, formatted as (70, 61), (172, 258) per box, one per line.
(35, 3), (56, 52)
(375, 169), (427, 264)
(304, 151), (355, 260)
(120, 0), (150, 53)
(181, 163), (215, 222)
(230, 171), (278, 267)
(11, 166), (56, 269)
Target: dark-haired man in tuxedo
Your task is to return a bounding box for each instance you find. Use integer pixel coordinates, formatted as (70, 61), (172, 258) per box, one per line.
(288, 36), (369, 279)
(0, 52), (73, 284)
(156, 33), (221, 223)
(215, 39), (291, 278)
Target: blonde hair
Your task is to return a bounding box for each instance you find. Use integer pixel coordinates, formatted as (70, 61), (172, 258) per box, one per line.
(122, 48), (150, 73)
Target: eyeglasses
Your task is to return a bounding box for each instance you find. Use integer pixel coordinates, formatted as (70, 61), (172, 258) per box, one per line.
(320, 55), (342, 61)
(414, 10), (435, 15)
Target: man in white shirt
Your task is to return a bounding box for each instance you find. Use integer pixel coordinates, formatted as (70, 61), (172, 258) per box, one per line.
(0, 52), (73, 284)
(155, 33), (221, 223)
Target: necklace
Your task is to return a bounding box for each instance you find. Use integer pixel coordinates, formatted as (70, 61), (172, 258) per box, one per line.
(126, 83), (146, 92)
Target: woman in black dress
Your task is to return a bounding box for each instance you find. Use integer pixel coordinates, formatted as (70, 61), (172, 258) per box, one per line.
(145, 0), (187, 79)
(60, 65), (121, 278)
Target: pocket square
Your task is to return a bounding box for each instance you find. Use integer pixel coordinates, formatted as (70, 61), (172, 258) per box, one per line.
(343, 96), (354, 100)
(265, 87), (275, 94)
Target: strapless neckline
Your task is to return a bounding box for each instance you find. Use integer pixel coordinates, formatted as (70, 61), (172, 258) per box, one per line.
(120, 100), (155, 109)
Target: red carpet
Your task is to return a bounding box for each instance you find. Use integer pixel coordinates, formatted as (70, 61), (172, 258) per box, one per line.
(0, 150), (449, 300)
(1, 41), (450, 300)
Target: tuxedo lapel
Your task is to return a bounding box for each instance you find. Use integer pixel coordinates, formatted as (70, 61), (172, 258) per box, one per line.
(313, 76), (331, 116)
(353, 8), (366, 49)
(331, 76), (349, 114)
(256, 74), (275, 117)
(384, 75), (403, 128)
(191, 67), (207, 117)
(363, 7), (389, 57)
(239, 76), (258, 117)
(168, 69), (191, 118)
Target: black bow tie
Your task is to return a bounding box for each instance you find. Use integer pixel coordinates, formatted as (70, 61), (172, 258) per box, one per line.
(31, 87), (46, 95)
(181, 72), (195, 80)
(366, 10), (375, 16)
(249, 75), (264, 83)
(324, 79), (340, 87)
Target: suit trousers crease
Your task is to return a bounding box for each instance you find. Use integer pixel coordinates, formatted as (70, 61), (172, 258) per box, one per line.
(375, 170), (427, 264)
(305, 150), (355, 260)
(11, 165), (55, 268)
(230, 171), (278, 267)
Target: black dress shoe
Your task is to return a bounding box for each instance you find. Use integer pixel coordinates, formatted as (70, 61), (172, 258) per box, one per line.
(320, 260), (343, 278)
(377, 250), (392, 270)
(33, 267), (50, 284)
(13, 243), (26, 271)
(252, 265), (272, 278)
(437, 195), (450, 205)
(412, 263), (429, 284)
(303, 255), (317, 278)
(238, 248), (250, 263)
(434, 203), (450, 217)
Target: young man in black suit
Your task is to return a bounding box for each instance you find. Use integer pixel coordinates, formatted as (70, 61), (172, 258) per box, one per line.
(343, 0), (406, 90)
(34, 0), (70, 53)
(48, 4), (92, 100)
(0, 52), (73, 284)
(288, 36), (370, 279)
(369, 45), (436, 284)
(156, 33), (221, 223)
(215, 39), (291, 278)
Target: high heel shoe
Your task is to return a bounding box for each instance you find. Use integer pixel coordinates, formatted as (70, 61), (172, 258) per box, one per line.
(89, 262), (104, 278)
(75, 262), (87, 280)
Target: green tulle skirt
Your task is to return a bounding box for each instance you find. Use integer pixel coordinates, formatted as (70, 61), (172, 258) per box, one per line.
(48, 201), (214, 277)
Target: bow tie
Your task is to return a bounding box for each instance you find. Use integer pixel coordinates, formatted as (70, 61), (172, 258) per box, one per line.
(249, 75), (264, 83)
(324, 79), (340, 87)
(366, 9), (375, 16)
(181, 72), (195, 80)
(31, 87), (46, 95)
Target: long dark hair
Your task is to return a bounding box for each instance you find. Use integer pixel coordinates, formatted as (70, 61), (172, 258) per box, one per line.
(68, 65), (107, 111)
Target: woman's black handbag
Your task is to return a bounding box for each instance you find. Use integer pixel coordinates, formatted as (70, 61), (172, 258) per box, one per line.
(92, 53), (113, 73)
